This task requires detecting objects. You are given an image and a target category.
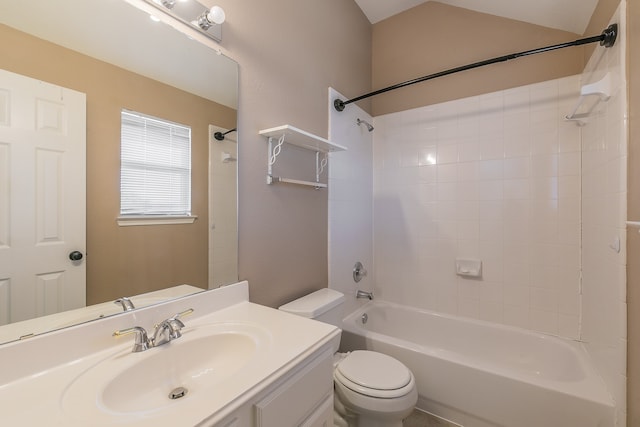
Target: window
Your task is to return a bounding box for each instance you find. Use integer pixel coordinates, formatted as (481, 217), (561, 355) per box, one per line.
(119, 110), (194, 225)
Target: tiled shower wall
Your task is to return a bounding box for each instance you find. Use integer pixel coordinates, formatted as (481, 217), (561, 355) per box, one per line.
(580, 4), (627, 424)
(373, 75), (584, 338)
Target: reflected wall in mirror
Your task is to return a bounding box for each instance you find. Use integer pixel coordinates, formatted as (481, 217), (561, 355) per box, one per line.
(0, 0), (238, 344)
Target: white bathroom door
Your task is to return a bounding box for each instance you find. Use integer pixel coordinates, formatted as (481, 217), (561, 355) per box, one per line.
(0, 69), (86, 325)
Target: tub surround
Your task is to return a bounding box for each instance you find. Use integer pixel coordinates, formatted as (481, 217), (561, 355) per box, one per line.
(371, 74), (584, 337)
(579, 4), (628, 423)
(0, 282), (341, 426)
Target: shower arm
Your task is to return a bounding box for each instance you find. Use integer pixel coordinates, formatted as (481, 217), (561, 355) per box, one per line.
(334, 24), (618, 112)
(214, 128), (237, 141)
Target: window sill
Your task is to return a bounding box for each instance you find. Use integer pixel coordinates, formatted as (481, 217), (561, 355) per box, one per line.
(117, 215), (198, 227)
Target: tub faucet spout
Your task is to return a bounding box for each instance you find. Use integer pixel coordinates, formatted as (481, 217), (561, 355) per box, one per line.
(356, 290), (373, 300)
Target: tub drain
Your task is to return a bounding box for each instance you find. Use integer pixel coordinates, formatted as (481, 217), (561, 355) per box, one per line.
(169, 387), (188, 400)
(361, 313), (368, 324)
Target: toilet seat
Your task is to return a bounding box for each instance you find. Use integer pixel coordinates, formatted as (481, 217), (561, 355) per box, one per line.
(335, 350), (415, 399)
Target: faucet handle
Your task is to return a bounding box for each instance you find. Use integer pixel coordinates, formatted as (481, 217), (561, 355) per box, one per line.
(173, 308), (194, 320)
(353, 262), (368, 283)
(164, 308), (194, 338)
(153, 308), (194, 346)
(166, 318), (186, 339)
(113, 326), (151, 352)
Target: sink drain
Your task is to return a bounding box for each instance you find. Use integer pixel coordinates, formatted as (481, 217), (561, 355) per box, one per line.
(168, 387), (188, 400)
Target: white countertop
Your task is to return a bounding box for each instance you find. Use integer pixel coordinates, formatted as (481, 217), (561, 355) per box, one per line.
(0, 282), (340, 426)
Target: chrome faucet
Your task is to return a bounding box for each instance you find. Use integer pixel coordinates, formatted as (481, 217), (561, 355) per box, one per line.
(114, 297), (136, 312)
(113, 308), (194, 352)
(153, 317), (186, 347)
(356, 290), (373, 300)
(112, 326), (152, 352)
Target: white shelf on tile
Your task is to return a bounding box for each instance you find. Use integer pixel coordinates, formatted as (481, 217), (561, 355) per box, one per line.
(565, 72), (611, 125)
(259, 125), (347, 153)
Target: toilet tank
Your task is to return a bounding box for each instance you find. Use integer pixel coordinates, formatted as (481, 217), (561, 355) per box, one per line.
(279, 288), (345, 327)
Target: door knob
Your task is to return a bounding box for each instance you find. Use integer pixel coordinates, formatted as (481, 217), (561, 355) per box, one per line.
(69, 251), (84, 261)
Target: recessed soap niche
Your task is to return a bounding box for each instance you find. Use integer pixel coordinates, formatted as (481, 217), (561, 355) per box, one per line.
(455, 258), (482, 278)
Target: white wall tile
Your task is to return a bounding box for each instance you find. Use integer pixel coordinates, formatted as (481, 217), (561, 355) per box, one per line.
(437, 164), (458, 182)
(558, 314), (580, 339)
(372, 76), (582, 336)
(458, 141), (481, 162)
(479, 138), (505, 160)
(530, 309), (558, 335)
(503, 305), (530, 329)
(503, 157), (530, 179)
(458, 297), (480, 319)
(478, 159), (503, 180)
(503, 284), (529, 307)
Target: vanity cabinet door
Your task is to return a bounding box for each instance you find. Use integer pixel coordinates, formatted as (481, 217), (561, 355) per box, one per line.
(254, 351), (333, 427)
(300, 395), (333, 427)
(214, 410), (252, 427)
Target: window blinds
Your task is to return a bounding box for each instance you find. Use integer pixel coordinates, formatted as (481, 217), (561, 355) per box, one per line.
(120, 110), (191, 216)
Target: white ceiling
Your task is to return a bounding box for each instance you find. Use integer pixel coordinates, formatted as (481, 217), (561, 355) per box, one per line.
(354, 0), (600, 35)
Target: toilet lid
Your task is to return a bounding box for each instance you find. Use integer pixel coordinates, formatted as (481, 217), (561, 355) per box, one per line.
(336, 351), (413, 396)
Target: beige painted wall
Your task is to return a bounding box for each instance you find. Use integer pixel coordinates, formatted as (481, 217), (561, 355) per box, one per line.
(371, 1), (585, 116)
(0, 24), (237, 304)
(211, 0), (372, 307)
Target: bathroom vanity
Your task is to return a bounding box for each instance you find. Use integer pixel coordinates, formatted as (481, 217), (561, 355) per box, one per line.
(0, 282), (340, 426)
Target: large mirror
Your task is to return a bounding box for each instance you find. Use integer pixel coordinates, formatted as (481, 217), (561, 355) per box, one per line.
(0, 0), (238, 344)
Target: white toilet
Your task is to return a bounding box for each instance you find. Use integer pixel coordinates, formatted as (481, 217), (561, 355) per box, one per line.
(279, 289), (417, 427)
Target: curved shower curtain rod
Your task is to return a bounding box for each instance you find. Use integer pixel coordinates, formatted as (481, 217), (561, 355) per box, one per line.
(334, 24), (618, 112)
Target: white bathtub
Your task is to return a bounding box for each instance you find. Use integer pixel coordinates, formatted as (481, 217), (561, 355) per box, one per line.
(339, 300), (615, 427)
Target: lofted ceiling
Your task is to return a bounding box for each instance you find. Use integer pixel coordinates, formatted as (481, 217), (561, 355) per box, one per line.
(354, 0), (600, 35)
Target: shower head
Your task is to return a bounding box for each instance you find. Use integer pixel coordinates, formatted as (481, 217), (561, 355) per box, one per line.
(356, 118), (374, 132)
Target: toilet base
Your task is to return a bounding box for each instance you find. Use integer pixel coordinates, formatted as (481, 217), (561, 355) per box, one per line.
(333, 378), (417, 427)
(354, 415), (403, 427)
(334, 406), (404, 427)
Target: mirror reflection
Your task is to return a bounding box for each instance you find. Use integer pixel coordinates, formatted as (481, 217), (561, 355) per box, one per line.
(0, 0), (238, 344)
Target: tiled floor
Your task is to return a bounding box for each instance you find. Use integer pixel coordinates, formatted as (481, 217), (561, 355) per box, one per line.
(404, 409), (461, 427)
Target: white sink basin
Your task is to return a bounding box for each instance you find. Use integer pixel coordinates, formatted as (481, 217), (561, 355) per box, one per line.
(61, 322), (271, 419)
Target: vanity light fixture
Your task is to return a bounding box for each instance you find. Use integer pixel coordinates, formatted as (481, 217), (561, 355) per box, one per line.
(145, 0), (226, 42)
(197, 5), (225, 29)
